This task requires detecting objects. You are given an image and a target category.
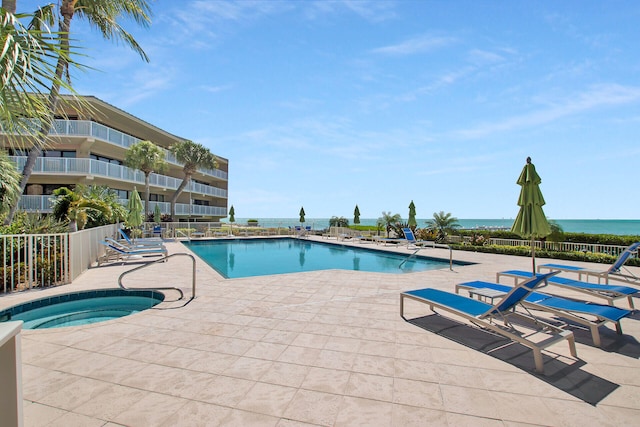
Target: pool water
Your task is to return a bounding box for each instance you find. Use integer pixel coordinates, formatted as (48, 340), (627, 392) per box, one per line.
(184, 238), (464, 278)
(0, 289), (164, 329)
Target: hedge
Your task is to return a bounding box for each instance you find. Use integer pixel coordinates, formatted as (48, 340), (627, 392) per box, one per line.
(450, 244), (640, 267)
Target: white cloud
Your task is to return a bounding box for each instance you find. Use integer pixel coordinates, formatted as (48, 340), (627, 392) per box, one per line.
(201, 84), (233, 94)
(454, 84), (640, 139)
(305, 0), (397, 22)
(371, 35), (457, 56)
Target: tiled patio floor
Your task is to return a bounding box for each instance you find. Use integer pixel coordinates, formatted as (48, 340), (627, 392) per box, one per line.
(2, 237), (639, 426)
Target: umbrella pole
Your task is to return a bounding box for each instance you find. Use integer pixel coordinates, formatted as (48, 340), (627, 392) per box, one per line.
(531, 237), (536, 274)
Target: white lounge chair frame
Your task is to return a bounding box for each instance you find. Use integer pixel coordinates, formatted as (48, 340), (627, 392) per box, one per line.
(455, 281), (630, 348)
(400, 273), (577, 374)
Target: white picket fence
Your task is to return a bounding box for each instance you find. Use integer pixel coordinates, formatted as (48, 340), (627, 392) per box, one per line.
(1, 224), (119, 293)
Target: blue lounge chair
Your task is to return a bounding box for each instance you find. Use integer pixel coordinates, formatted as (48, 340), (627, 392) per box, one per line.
(106, 237), (165, 252)
(118, 228), (164, 246)
(402, 228), (419, 248)
(400, 271), (577, 374)
(538, 242), (640, 285)
(294, 226), (308, 238)
(496, 270), (638, 309)
(99, 241), (167, 265)
(455, 280), (632, 348)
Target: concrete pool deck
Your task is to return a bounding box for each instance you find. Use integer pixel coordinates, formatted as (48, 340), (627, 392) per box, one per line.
(2, 236), (639, 426)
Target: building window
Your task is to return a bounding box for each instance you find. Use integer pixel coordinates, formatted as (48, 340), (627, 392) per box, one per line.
(89, 154), (121, 165)
(149, 194), (165, 202)
(43, 150), (76, 158)
(113, 189), (129, 199)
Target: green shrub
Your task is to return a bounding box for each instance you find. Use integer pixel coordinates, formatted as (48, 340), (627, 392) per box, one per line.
(450, 244), (640, 267)
(329, 216), (349, 227)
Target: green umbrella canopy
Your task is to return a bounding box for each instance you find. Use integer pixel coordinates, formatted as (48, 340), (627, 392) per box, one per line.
(229, 205), (235, 223)
(299, 206), (306, 223)
(408, 200), (417, 227)
(126, 187), (144, 228)
(154, 204), (161, 224)
(354, 204), (361, 224)
(511, 157), (551, 272)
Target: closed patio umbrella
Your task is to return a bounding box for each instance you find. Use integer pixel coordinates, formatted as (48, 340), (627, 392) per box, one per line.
(126, 188), (143, 227)
(354, 204), (361, 225)
(408, 200), (417, 228)
(154, 204), (161, 224)
(299, 206), (305, 223)
(126, 188), (144, 240)
(511, 157), (552, 273)
(228, 205), (235, 236)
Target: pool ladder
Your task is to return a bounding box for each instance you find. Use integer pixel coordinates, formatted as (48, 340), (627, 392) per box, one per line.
(117, 253), (197, 300)
(398, 244), (454, 271)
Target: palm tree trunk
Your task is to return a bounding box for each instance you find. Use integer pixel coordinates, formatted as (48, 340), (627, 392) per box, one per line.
(4, 1), (73, 225)
(2, 1), (16, 13)
(169, 174), (191, 219)
(144, 172), (151, 219)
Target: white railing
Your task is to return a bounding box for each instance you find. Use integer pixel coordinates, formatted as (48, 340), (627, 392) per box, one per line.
(50, 119), (227, 180)
(10, 156), (228, 199)
(488, 238), (635, 258)
(1, 233), (69, 293)
(0, 224), (120, 294)
(18, 195), (226, 217)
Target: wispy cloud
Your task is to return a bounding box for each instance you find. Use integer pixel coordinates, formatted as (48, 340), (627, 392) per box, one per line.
(454, 84), (640, 139)
(163, 1), (292, 43)
(200, 84), (233, 94)
(466, 49), (506, 65)
(305, 0), (397, 22)
(371, 35), (457, 56)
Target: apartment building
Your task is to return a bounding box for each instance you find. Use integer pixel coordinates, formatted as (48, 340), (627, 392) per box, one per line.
(2, 95), (228, 221)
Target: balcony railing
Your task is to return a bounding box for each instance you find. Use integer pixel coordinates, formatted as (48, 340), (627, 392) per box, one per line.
(10, 156), (227, 199)
(48, 119), (227, 180)
(18, 195), (227, 218)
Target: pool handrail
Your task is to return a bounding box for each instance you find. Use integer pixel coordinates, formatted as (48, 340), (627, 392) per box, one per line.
(398, 243), (454, 271)
(117, 253), (197, 300)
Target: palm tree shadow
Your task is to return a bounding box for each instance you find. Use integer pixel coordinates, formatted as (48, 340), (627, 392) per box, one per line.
(407, 314), (619, 405)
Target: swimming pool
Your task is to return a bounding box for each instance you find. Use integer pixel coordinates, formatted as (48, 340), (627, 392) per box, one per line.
(184, 238), (468, 278)
(0, 289), (164, 329)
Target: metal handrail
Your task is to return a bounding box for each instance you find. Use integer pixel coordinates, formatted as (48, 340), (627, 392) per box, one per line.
(399, 242), (454, 271)
(117, 253), (197, 300)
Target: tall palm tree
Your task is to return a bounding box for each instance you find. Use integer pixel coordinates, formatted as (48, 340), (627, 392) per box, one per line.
(0, 150), (21, 220)
(2, 1), (16, 13)
(169, 140), (218, 219)
(426, 211), (460, 242)
(124, 140), (167, 219)
(4, 0), (152, 225)
(0, 8), (81, 148)
(378, 211), (401, 237)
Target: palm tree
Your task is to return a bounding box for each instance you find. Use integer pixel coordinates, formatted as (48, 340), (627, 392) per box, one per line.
(0, 8), (81, 149)
(379, 211), (401, 237)
(426, 211), (460, 242)
(51, 186), (112, 232)
(169, 140), (218, 219)
(81, 185), (126, 227)
(2, 1), (16, 13)
(0, 150), (21, 220)
(124, 140), (167, 219)
(4, 0), (152, 225)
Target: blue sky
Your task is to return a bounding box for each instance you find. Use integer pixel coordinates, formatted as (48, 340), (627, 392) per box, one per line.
(25, 1), (640, 220)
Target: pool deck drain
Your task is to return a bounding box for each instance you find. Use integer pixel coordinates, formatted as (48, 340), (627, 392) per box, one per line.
(2, 236), (640, 426)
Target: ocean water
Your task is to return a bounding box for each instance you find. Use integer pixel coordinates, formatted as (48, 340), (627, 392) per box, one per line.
(231, 218), (640, 236)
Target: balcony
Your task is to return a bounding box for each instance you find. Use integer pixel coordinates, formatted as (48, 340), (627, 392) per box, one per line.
(18, 195), (227, 218)
(47, 119), (227, 180)
(10, 156), (227, 199)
